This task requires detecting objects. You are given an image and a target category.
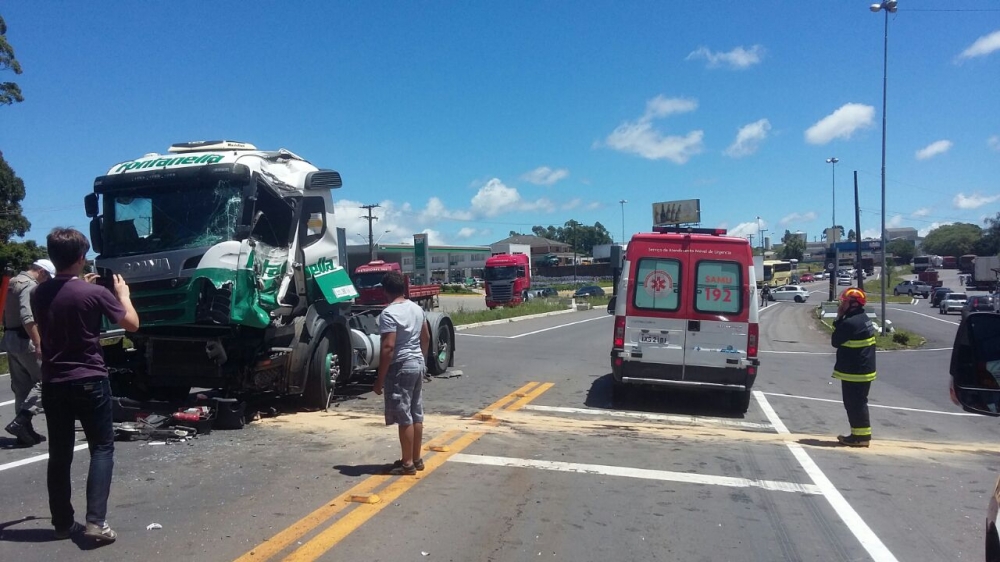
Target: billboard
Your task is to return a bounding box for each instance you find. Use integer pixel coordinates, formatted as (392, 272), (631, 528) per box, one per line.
(653, 199), (701, 226)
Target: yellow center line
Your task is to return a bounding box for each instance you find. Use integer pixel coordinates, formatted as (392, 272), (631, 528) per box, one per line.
(280, 431), (486, 562)
(233, 430), (461, 562)
(236, 381), (554, 562)
(504, 382), (555, 411)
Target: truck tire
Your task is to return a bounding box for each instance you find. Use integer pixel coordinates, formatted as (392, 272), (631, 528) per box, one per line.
(731, 390), (752, 414)
(304, 331), (337, 409)
(428, 321), (453, 376)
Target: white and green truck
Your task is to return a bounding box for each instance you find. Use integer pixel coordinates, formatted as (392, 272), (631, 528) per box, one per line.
(84, 140), (455, 407)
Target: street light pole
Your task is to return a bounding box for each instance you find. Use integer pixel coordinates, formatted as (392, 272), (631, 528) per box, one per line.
(619, 199), (628, 245)
(826, 157), (839, 302)
(872, 0), (897, 334)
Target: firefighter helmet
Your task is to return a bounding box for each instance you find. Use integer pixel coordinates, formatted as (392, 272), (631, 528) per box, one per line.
(839, 287), (867, 307)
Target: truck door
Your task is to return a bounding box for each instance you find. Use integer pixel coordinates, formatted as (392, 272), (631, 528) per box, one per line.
(297, 194), (357, 305)
(626, 256), (687, 376)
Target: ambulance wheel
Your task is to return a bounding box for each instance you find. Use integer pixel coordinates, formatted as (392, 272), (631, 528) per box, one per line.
(731, 390), (752, 414)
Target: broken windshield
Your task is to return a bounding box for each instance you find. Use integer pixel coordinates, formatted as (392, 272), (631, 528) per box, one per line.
(103, 179), (245, 258)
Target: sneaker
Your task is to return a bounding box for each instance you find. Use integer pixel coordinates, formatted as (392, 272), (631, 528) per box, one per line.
(837, 434), (871, 448)
(84, 521), (117, 543)
(388, 463), (417, 476)
(5, 414), (37, 446)
(54, 521), (84, 540)
(392, 458), (425, 471)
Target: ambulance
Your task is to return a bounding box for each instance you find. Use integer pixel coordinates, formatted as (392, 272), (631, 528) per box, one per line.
(609, 226), (760, 413)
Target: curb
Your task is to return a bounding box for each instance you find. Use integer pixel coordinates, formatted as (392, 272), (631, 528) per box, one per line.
(455, 307), (579, 331)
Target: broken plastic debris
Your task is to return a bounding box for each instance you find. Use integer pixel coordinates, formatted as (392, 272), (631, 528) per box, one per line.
(421, 552), (429, 557)
(146, 523), (163, 530)
(148, 441), (167, 446)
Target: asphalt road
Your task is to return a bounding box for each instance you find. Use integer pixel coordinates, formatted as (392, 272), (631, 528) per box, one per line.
(1, 290), (998, 561)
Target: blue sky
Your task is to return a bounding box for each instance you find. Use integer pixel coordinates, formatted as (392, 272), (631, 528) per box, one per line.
(1, 1), (998, 250)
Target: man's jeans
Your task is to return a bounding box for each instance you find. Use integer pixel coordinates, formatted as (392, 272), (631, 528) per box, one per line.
(42, 377), (115, 528)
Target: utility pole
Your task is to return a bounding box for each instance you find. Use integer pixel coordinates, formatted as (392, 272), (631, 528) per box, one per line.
(360, 204), (381, 262)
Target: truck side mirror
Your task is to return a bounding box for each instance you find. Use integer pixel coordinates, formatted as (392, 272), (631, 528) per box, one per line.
(950, 312), (1000, 416)
(84, 193), (100, 218)
(89, 217), (103, 255)
(607, 296), (616, 315)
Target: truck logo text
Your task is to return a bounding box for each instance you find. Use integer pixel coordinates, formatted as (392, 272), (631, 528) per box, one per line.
(121, 258), (171, 275)
(114, 153), (224, 173)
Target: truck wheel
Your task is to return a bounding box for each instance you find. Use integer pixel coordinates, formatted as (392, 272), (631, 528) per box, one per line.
(731, 390), (752, 414)
(304, 332), (338, 409)
(428, 323), (453, 375)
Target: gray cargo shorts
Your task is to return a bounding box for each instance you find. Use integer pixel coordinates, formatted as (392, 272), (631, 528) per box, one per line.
(384, 360), (425, 426)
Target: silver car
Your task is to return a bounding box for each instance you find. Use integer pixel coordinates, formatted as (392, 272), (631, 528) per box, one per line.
(939, 292), (967, 315)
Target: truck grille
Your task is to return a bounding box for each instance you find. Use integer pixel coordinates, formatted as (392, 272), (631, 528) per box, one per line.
(489, 282), (514, 303)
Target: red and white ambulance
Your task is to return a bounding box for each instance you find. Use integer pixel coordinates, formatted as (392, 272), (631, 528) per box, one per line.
(610, 227), (760, 412)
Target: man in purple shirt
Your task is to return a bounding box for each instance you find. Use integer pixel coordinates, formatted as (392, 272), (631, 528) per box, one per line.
(31, 228), (139, 543)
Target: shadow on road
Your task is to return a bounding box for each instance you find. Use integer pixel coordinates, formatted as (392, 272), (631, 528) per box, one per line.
(333, 463), (392, 477)
(797, 437), (842, 448)
(585, 373), (747, 419)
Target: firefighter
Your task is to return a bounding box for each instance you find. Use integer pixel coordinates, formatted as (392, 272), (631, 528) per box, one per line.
(831, 287), (876, 447)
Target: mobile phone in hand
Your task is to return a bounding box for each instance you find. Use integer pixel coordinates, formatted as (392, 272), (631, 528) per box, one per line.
(96, 267), (116, 292)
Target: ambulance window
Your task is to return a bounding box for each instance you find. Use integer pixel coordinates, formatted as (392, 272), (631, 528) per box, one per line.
(632, 258), (680, 311)
(694, 261), (742, 314)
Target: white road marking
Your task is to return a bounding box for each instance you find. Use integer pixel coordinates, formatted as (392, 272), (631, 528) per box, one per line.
(457, 315), (610, 339)
(521, 404), (773, 430)
(449, 453), (822, 495)
(1, 399), (13, 407)
(754, 391), (900, 562)
(0, 444), (89, 473)
(884, 306), (959, 326)
(759, 391), (979, 417)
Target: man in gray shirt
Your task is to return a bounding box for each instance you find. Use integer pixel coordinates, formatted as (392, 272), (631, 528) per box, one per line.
(2, 259), (54, 446)
(373, 271), (430, 476)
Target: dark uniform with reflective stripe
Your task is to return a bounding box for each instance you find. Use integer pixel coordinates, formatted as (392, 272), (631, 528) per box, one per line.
(832, 306), (876, 440)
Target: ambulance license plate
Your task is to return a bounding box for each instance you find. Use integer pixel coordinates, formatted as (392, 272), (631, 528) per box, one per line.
(640, 334), (667, 345)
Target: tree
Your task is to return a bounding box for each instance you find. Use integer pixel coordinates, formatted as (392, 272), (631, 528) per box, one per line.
(847, 229), (856, 242)
(972, 212), (1000, 256)
(0, 238), (46, 272)
(780, 237), (805, 261)
(0, 152), (30, 241)
(920, 223), (982, 258)
(0, 16), (24, 106)
(887, 238), (915, 264)
(530, 220), (613, 254)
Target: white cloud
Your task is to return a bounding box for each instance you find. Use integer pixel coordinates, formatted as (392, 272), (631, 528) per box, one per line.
(860, 228), (881, 240)
(804, 103), (875, 145)
(726, 221), (762, 240)
(520, 197), (556, 213)
(915, 140), (953, 160)
(911, 208), (931, 218)
(419, 196), (474, 222)
(586, 202), (602, 210)
(725, 119), (771, 158)
(918, 222), (954, 238)
(957, 30), (1000, 61)
(887, 214), (905, 228)
(471, 178), (522, 217)
(522, 166), (569, 186)
(778, 211), (817, 226)
(455, 227), (478, 239)
(988, 135), (1000, 152)
(954, 192), (1000, 210)
(686, 45), (765, 69)
(602, 96), (704, 164)
(562, 198), (582, 211)
(605, 95), (704, 164)
(422, 229), (446, 245)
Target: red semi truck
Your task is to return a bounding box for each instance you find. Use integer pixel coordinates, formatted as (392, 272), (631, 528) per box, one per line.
(351, 260), (441, 310)
(484, 253), (532, 309)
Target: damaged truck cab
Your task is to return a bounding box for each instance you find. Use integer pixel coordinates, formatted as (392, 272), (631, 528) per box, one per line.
(85, 140), (455, 406)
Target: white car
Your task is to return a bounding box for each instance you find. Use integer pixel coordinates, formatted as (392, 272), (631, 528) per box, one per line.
(769, 285), (810, 303)
(939, 292), (967, 314)
(837, 275), (853, 286)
